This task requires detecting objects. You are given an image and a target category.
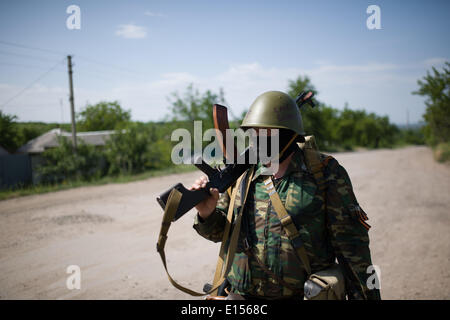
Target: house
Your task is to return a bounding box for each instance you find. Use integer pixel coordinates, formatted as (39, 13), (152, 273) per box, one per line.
(15, 129), (116, 185)
(16, 128), (115, 154)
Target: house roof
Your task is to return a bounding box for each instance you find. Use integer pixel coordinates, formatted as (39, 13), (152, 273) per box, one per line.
(17, 128), (116, 154)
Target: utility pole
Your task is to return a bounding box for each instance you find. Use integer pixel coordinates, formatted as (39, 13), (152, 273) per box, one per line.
(67, 55), (77, 151)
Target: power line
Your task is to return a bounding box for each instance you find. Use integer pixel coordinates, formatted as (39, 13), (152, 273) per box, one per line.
(0, 49), (59, 63)
(0, 60), (126, 82)
(0, 40), (67, 56)
(0, 62), (66, 72)
(76, 55), (148, 78)
(0, 58), (66, 108)
(0, 39), (147, 81)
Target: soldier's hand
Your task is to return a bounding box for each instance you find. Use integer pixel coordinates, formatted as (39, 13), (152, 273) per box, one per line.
(189, 175), (219, 219)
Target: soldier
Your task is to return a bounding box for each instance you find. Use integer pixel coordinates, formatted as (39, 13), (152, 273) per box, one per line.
(190, 91), (381, 300)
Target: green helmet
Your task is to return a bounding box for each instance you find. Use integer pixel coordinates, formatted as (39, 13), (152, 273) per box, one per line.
(241, 91), (305, 136)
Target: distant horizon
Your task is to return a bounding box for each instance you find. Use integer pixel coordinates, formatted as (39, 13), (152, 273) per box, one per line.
(12, 117), (427, 129)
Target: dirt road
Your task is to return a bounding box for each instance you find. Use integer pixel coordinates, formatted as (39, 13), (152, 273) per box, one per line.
(0, 146), (449, 300)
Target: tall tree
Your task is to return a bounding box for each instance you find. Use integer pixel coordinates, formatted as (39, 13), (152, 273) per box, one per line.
(168, 83), (226, 130)
(286, 75), (338, 148)
(77, 101), (131, 131)
(287, 75), (317, 98)
(413, 62), (450, 145)
(0, 111), (18, 152)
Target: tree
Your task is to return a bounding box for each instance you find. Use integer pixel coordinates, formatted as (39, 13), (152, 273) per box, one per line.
(287, 75), (400, 150)
(168, 83), (226, 130)
(77, 101), (131, 131)
(104, 123), (170, 175)
(287, 76), (340, 149)
(413, 62), (450, 145)
(0, 111), (18, 152)
(287, 75), (317, 98)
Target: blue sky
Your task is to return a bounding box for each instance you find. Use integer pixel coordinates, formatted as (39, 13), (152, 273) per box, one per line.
(0, 0), (448, 125)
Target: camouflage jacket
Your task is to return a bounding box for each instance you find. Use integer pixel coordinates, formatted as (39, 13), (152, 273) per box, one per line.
(193, 149), (381, 300)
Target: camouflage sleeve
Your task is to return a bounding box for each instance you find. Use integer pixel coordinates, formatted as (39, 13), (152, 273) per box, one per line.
(192, 190), (230, 243)
(325, 159), (381, 300)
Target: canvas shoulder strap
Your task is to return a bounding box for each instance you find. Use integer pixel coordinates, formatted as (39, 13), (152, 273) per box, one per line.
(258, 136), (334, 276)
(297, 135), (332, 194)
(210, 166), (254, 295)
(156, 167), (254, 296)
(210, 171), (246, 296)
(263, 176), (312, 275)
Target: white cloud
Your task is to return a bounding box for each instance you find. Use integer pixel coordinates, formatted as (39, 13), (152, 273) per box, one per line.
(0, 61), (430, 125)
(115, 24), (147, 39)
(144, 11), (167, 18)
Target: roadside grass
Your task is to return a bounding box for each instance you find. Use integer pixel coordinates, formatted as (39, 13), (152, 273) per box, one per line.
(433, 142), (450, 163)
(0, 143), (438, 201)
(0, 165), (196, 201)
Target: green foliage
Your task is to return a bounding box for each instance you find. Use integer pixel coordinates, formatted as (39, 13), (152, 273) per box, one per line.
(336, 109), (399, 149)
(77, 101), (131, 131)
(38, 137), (105, 183)
(413, 62), (450, 145)
(6, 73), (437, 191)
(0, 113), (63, 152)
(303, 104), (340, 150)
(397, 127), (426, 146)
(434, 142), (450, 163)
(287, 75), (316, 98)
(105, 122), (176, 175)
(287, 76), (400, 151)
(0, 111), (18, 152)
(168, 83), (226, 131)
(15, 122), (71, 150)
(35, 121), (178, 184)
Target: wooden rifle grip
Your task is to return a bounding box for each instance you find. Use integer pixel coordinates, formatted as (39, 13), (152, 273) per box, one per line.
(213, 104), (237, 163)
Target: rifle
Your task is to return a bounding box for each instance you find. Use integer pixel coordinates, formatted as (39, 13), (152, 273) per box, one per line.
(156, 91), (316, 221)
(156, 91), (316, 296)
(156, 104), (252, 221)
(296, 90), (315, 109)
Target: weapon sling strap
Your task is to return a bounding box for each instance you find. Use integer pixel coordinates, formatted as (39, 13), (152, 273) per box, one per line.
(210, 172), (245, 296)
(263, 176), (312, 275)
(156, 167), (254, 296)
(298, 136), (332, 195)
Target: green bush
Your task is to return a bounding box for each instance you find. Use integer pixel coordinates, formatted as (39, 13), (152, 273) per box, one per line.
(35, 121), (178, 185)
(397, 128), (426, 145)
(434, 142), (450, 163)
(287, 76), (401, 151)
(38, 137), (105, 183)
(77, 101), (131, 132)
(413, 62), (450, 146)
(104, 123), (174, 175)
(7, 73), (439, 191)
(0, 111), (18, 152)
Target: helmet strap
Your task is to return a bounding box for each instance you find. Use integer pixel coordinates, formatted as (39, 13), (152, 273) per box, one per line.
(267, 132), (299, 164)
(277, 133), (300, 164)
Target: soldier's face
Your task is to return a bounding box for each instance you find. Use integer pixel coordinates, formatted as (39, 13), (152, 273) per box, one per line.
(254, 128), (279, 137)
